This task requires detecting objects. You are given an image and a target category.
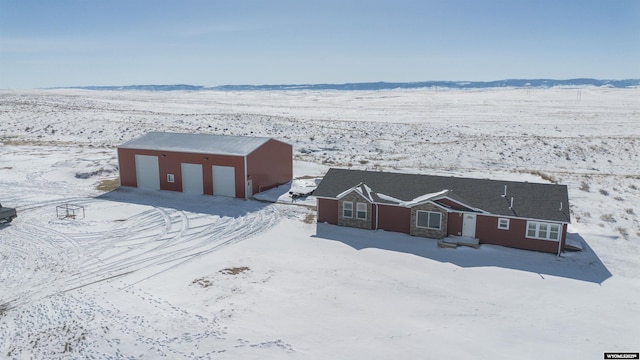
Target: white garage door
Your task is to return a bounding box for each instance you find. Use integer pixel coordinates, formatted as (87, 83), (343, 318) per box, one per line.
(181, 163), (204, 194)
(212, 165), (236, 197)
(135, 154), (160, 190)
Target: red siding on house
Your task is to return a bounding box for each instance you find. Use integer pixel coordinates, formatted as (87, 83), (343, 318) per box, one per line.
(376, 204), (411, 234)
(474, 215), (561, 254)
(246, 139), (293, 194)
(117, 148), (245, 197)
(317, 198), (339, 224)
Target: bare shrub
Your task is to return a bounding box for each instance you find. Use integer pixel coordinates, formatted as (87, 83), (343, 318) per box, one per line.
(219, 266), (250, 275)
(0, 302), (9, 316)
(614, 196), (624, 202)
(625, 208), (635, 215)
(616, 227), (629, 239)
(630, 184), (638, 191)
(579, 181), (590, 192)
(302, 212), (315, 224)
(600, 214), (616, 223)
(192, 277), (213, 288)
(599, 189), (609, 196)
(529, 170), (556, 183)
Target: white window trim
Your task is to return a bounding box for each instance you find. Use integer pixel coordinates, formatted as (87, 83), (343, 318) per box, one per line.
(416, 210), (442, 230)
(526, 221), (561, 241)
(356, 202), (367, 220)
(498, 218), (510, 230)
(342, 201), (353, 218)
(167, 174), (175, 183)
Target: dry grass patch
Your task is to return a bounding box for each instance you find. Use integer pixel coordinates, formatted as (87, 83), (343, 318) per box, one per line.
(295, 175), (319, 180)
(579, 181), (590, 192)
(519, 170), (557, 183)
(0, 302), (9, 317)
(96, 177), (120, 192)
(616, 227), (629, 239)
(192, 278), (213, 288)
(600, 214), (616, 223)
(302, 212), (315, 224)
(219, 266), (250, 275)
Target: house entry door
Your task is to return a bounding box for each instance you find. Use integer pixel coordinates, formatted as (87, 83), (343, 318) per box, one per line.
(462, 213), (477, 238)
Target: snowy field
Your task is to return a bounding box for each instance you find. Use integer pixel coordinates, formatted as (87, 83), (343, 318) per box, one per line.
(0, 87), (639, 359)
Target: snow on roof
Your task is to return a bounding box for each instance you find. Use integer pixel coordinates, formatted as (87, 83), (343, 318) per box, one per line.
(376, 189), (449, 207)
(336, 182), (375, 202)
(118, 132), (273, 156)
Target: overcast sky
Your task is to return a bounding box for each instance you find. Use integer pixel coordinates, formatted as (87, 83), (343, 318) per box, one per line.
(1, 0), (638, 89)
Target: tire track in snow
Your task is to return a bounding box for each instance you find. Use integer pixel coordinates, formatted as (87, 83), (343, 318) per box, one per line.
(0, 196), (281, 310)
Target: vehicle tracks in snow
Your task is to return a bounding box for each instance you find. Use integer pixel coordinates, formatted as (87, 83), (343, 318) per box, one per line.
(0, 194), (281, 310)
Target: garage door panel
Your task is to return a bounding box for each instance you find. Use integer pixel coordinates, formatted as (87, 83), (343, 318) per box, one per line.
(135, 154), (160, 190)
(212, 165), (236, 197)
(181, 163), (204, 194)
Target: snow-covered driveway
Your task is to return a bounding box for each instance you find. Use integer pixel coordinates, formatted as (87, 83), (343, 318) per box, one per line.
(1, 192), (280, 310)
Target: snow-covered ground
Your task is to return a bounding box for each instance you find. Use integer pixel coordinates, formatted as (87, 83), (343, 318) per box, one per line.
(0, 87), (639, 359)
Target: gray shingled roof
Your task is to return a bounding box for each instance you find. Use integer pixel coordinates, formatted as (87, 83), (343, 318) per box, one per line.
(119, 132), (273, 156)
(314, 168), (571, 223)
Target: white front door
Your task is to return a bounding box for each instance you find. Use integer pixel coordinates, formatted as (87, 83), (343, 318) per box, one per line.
(135, 154), (160, 190)
(181, 163), (203, 194)
(462, 213), (477, 238)
(212, 165), (236, 197)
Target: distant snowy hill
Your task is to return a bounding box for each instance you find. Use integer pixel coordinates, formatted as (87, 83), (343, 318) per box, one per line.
(65, 78), (640, 91)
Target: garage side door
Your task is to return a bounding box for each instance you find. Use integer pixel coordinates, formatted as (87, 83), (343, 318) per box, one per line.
(135, 154), (160, 190)
(181, 163), (204, 194)
(212, 165), (236, 197)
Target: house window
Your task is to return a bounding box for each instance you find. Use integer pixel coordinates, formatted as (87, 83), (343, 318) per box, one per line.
(498, 218), (510, 230)
(342, 201), (353, 218)
(526, 221), (561, 241)
(167, 174), (175, 183)
(356, 202), (367, 219)
(416, 210), (441, 230)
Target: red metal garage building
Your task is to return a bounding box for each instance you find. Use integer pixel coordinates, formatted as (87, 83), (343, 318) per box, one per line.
(117, 132), (292, 199)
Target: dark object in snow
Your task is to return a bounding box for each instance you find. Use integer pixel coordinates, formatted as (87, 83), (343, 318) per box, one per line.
(289, 189), (315, 200)
(0, 203), (17, 224)
(56, 203), (85, 220)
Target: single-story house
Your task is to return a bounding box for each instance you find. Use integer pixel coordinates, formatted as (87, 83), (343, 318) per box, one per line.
(314, 168), (571, 255)
(117, 132), (292, 199)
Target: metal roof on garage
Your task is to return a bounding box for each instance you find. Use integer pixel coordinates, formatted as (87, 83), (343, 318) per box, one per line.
(118, 132), (274, 156)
